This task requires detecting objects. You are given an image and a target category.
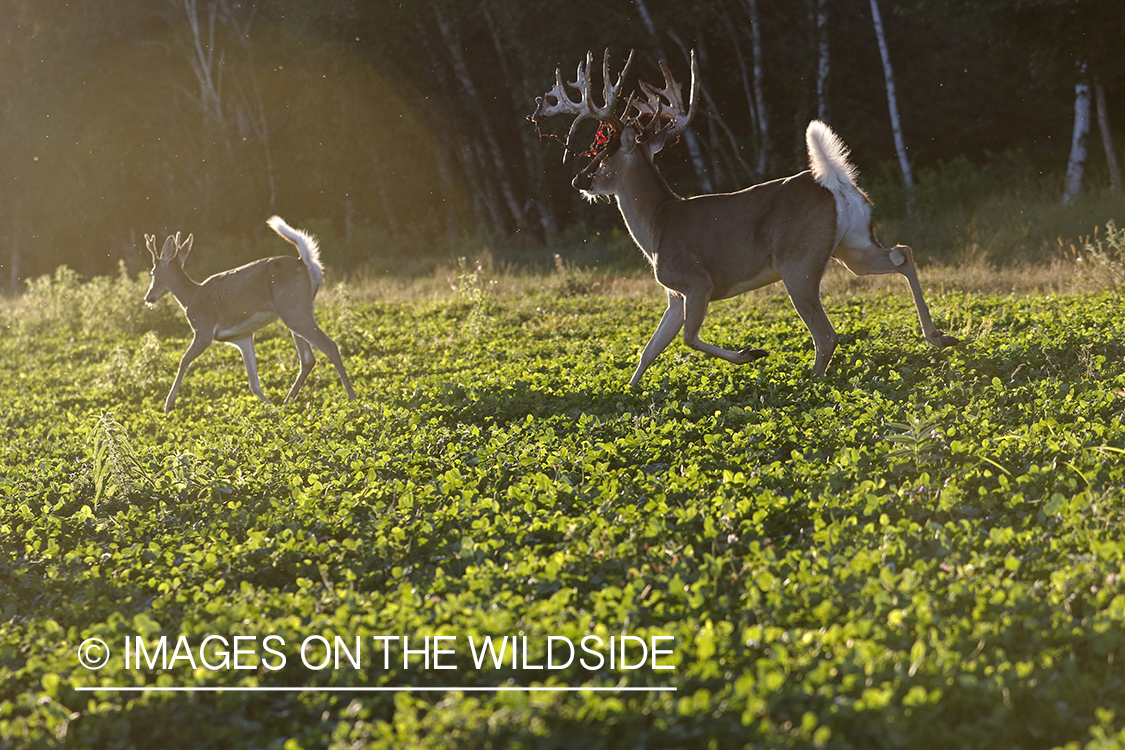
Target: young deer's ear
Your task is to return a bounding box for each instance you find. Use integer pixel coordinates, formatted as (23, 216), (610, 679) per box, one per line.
(177, 234), (193, 265)
(160, 236), (177, 260)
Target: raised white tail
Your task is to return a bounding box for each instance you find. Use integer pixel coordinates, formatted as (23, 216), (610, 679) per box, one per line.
(806, 120), (859, 194)
(806, 121), (875, 249)
(267, 215), (324, 293)
(531, 52), (959, 387)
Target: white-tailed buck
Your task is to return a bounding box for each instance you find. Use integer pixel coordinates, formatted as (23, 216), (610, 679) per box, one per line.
(531, 50), (959, 387)
(144, 216), (357, 412)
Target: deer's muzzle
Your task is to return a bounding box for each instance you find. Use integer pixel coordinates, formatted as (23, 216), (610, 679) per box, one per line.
(572, 157), (602, 191)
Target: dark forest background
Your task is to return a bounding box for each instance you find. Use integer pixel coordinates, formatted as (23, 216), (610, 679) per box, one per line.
(2, 0), (1123, 288)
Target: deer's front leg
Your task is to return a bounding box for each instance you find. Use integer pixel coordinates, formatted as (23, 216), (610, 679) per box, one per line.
(165, 332), (213, 413)
(231, 337), (272, 405)
(630, 292), (685, 388)
(682, 292), (769, 366)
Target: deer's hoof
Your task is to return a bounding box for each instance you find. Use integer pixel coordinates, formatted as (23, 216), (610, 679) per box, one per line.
(737, 348), (770, 364)
(928, 331), (960, 348)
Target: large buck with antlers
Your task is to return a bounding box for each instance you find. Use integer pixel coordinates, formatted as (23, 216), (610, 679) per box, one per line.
(144, 217), (357, 412)
(531, 50), (958, 387)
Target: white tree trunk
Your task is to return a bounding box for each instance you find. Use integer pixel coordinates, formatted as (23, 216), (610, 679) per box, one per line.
(723, 7), (760, 150)
(1063, 81), (1092, 205)
(870, 0), (914, 210)
(816, 0), (830, 123)
(743, 0), (772, 175)
(8, 200), (19, 291)
(635, 0), (714, 192)
(482, 0), (558, 238)
(1095, 81), (1122, 193)
(433, 3), (530, 233)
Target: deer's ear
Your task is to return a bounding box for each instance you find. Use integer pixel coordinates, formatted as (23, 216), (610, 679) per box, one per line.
(177, 234), (193, 265)
(160, 236), (177, 260)
(644, 128), (672, 158)
(621, 126), (637, 153)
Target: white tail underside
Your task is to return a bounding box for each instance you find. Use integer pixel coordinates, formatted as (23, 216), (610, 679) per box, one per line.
(806, 120), (873, 249)
(267, 215), (324, 293)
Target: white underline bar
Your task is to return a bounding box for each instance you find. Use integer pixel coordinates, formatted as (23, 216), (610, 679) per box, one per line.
(76, 686), (676, 693)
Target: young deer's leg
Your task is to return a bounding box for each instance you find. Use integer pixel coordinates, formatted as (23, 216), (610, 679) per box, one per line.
(833, 243), (959, 347)
(630, 291), (685, 387)
(278, 308), (357, 400)
(230, 337), (271, 405)
(681, 289), (770, 366)
(283, 333), (317, 404)
(165, 331), (213, 413)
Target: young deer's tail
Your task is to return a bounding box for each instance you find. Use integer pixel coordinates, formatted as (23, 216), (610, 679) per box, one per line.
(806, 121), (860, 196)
(267, 215), (324, 293)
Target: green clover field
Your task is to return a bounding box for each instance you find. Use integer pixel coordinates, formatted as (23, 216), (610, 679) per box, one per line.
(3, 268), (1125, 749)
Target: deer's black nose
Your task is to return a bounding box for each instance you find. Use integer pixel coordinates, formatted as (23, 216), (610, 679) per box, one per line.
(572, 172), (593, 191)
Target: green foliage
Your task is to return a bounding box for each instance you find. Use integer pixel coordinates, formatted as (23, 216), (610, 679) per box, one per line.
(4, 280), (1125, 748)
(87, 414), (154, 507)
(1076, 221), (1125, 293)
(11, 262), (182, 339)
(447, 255), (497, 337)
(868, 157), (1125, 265)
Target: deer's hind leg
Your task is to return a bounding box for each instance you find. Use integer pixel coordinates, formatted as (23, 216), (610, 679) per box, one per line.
(277, 305), (357, 401)
(782, 279), (838, 377)
(770, 224), (843, 377)
(833, 242), (959, 348)
(283, 333), (317, 404)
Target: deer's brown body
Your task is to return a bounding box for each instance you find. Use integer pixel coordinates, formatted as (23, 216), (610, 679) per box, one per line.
(533, 50), (958, 386)
(144, 217), (357, 412)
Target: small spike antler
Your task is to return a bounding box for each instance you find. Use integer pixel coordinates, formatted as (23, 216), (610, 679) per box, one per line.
(531, 49), (635, 163)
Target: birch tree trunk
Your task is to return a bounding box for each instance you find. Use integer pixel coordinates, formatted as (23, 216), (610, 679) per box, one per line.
(418, 27), (495, 239)
(481, 1), (558, 239)
(433, 3), (530, 234)
(816, 0), (830, 123)
(1063, 79), (1091, 205)
(667, 28), (753, 186)
(223, 0), (276, 213)
(743, 0), (772, 175)
(173, 0), (275, 215)
(635, 0), (714, 192)
(869, 0), (914, 211)
(720, 1), (760, 159)
(8, 199), (19, 291)
(1094, 80), (1122, 193)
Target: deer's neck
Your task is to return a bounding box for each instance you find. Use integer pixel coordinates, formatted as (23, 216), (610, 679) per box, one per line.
(614, 158), (678, 261)
(167, 263), (203, 311)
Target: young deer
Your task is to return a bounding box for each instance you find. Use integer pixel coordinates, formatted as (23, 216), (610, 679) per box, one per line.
(144, 216), (357, 412)
(531, 50), (959, 387)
